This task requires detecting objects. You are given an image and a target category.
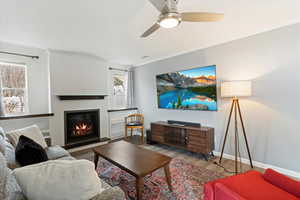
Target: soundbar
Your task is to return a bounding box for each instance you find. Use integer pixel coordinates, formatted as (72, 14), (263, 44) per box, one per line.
(167, 120), (201, 128)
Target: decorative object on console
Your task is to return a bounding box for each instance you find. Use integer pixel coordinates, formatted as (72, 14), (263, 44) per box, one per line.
(150, 121), (214, 160)
(167, 120), (201, 128)
(219, 81), (253, 174)
(15, 135), (48, 167)
(156, 65), (217, 111)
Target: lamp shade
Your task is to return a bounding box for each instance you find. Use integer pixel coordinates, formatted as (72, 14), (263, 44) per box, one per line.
(221, 81), (252, 98)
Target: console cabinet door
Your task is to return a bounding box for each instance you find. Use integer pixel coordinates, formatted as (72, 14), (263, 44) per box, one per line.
(187, 130), (210, 154)
(151, 124), (165, 143)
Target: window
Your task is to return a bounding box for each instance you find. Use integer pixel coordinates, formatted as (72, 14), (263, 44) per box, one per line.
(0, 62), (28, 115)
(111, 72), (127, 109)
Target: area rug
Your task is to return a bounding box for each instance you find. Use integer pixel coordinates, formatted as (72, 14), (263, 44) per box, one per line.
(96, 157), (224, 200)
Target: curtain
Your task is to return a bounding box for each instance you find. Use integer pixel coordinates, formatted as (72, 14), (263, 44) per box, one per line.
(126, 70), (135, 108)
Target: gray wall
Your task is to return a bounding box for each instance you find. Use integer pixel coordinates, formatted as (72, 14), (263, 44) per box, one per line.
(134, 23), (300, 173)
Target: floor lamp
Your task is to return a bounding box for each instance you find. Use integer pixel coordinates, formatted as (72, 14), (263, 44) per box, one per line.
(219, 81), (254, 174)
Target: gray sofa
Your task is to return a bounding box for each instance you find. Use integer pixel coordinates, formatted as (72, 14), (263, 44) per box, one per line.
(0, 127), (125, 200)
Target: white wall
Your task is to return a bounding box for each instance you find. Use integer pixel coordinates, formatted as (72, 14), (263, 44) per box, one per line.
(48, 50), (109, 146)
(0, 41), (50, 131)
(134, 23), (300, 173)
(50, 50), (108, 96)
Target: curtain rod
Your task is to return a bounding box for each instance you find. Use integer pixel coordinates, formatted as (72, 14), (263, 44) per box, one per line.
(109, 67), (128, 72)
(0, 51), (39, 59)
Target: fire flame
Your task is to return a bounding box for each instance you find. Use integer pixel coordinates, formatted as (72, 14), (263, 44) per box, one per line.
(73, 123), (92, 136)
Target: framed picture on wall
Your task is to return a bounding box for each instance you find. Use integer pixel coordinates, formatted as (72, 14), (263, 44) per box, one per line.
(156, 65), (217, 111)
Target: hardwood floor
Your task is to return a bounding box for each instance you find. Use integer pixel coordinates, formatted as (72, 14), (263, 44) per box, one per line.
(71, 135), (264, 177)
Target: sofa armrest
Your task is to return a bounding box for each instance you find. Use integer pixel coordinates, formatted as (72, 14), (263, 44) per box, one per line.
(215, 183), (247, 200)
(90, 187), (125, 200)
(263, 169), (300, 198)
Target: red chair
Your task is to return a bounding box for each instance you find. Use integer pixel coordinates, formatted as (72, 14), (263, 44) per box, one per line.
(204, 169), (300, 200)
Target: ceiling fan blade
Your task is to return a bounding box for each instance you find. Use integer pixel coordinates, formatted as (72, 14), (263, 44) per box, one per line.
(181, 12), (224, 22)
(141, 23), (160, 38)
(148, 0), (169, 13)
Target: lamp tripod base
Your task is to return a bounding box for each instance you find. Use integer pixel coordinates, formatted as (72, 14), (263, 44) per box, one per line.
(219, 98), (253, 174)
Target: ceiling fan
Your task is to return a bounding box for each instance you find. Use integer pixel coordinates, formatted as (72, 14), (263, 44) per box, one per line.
(141, 0), (224, 38)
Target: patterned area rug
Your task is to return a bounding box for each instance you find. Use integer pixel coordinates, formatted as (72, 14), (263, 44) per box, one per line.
(96, 157), (224, 200)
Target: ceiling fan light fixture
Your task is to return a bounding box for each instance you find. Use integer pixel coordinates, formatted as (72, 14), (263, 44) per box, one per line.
(158, 13), (181, 29)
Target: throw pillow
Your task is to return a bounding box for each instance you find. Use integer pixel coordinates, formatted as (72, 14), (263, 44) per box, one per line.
(6, 125), (47, 148)
(1, 152), (26, 200)
(13, 159), (103, 200)
(15, 135), (48, 167)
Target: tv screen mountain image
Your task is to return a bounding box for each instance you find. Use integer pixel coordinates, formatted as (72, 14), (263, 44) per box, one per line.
(156, 65), (217, 111)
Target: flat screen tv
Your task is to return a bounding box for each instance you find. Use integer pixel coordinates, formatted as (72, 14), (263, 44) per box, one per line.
(156, 65), (217, 111)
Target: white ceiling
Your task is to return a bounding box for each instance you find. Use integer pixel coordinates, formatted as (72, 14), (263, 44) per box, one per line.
(0, 0), (300, 66)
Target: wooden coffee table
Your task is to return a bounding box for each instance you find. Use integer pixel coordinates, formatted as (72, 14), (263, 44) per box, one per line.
(93, 140), (172, 200)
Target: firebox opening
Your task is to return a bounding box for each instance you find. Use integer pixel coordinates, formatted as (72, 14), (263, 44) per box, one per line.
(64, 109), (100, 149)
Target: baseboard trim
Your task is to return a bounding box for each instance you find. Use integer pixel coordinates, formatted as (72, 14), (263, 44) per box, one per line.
(213, 151), (300, 179)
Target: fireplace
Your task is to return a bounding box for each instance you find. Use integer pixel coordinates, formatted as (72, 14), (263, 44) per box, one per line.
(64, 109), (100, 149)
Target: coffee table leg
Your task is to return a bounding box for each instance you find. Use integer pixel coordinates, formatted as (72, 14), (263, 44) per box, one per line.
(164, 164), (173, 191)
(94, 153), (99, 170)
(136, 177), (144, 200)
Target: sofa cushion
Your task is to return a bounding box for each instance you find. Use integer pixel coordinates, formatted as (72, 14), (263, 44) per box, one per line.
(15, 135), (48, 167)
(46, 145), (70, 160)
(0, 127), (6, 155)
(210, 170), (299, 200)
(13, 159), (103, 200)
(0, 128), (20, 169)
(7, 125), (47, 148)
(0, 152), (9, 200)
(5, 142), (20, 169)
(6, 172), (26, 200)
(263, 168), (300, 198)
(0, 127), (5, 138)
(0, 152), (26, 200)
(57, 156), (76, 161)
(215, 183), (247, 200)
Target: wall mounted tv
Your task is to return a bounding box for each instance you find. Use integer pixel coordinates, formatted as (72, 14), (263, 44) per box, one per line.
(156, 65), (217, 111)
